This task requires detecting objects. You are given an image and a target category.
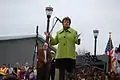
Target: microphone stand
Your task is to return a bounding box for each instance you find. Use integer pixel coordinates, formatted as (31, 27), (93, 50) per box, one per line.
(49, 18), (61, 53)
(50, 19), (59, 33)
(36, 25), (39, 65)
(33, 26), (39, 79)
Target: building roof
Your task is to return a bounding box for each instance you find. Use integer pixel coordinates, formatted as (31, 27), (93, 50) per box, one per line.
(0, 34), (44, 41)
(0, 34), (56, 52)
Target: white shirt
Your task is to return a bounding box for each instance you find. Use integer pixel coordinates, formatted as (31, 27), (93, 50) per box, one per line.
(8, 67), (13, 74)
(44, 50), (47, 62)
(24, 66), (29, 71)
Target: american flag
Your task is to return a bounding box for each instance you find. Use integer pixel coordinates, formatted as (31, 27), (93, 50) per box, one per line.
(105, 33), (116, 71)
(105, 37), (113, 55)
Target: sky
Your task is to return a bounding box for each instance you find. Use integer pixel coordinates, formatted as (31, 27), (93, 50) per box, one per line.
(0, 0), (120, 55)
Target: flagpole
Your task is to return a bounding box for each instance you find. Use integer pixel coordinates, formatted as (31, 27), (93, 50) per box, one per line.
(108, 32), (112, 72)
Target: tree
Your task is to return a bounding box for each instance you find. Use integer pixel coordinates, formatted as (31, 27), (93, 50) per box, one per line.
(77, 48), (89, 55)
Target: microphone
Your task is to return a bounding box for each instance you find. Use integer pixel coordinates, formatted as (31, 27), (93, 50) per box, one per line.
(77, 33), (81, 38)
(55, 17), (62, 23)
(36, 26), (39, 34)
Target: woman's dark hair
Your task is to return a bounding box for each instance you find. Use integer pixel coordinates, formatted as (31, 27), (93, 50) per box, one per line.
(62, 17), (71, 25)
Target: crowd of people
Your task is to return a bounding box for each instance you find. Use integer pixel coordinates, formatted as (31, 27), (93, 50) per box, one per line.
(0, 62), (37, 80)
(1, 62), (120, 80)
(75, 66), (120, 80)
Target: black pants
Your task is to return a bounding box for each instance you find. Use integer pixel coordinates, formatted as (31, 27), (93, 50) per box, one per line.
(55, 58), (76, 80)
(37, 62), (51, 80)
(49, 62), (55, 80)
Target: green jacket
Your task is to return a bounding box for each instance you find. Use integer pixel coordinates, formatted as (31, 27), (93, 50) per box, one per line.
(50, 28), (80, 59)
